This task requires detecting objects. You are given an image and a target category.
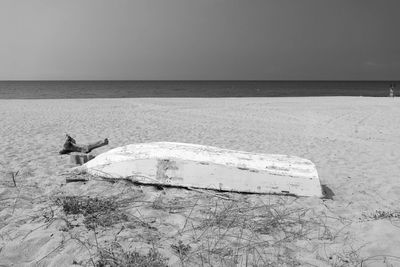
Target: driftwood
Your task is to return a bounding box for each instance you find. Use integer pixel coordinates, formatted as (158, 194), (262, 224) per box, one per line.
(59, 134), (109, 155)
(66, 177), (90, 183)
(69, 153), (95, 165)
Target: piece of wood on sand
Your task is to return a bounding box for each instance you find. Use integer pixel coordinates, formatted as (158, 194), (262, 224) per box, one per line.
(66, 176), (90, 183)
(69, 153), (95, 165)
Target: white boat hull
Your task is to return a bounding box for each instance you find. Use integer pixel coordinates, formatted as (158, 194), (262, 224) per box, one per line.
(77, 142), (323, 197)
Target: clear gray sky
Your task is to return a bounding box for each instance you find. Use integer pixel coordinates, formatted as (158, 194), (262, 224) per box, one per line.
(1, 0), (399, 80)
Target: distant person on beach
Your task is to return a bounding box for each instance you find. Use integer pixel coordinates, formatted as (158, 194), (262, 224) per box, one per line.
(389, 84), (395, 98)
(59, 134), (109, 154)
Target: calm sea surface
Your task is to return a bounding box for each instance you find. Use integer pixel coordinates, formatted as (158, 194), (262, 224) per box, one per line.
(0, 81), (398, 99)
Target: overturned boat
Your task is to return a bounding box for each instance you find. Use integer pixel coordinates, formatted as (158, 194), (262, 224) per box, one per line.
(77, 142), (323, 197)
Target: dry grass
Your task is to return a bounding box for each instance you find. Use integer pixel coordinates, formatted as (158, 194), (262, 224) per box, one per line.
(43, 174), (382, 266)
(96, 242), (168, 267)
(0, 168), (369, 266)
(171, 197), (320, 266)
(362, 209), (400, 220)
(55, 196), (128, 230)
(147, 193), (362, 266)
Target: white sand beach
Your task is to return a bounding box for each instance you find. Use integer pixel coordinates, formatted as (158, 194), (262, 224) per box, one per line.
(1, 97), (400, 266)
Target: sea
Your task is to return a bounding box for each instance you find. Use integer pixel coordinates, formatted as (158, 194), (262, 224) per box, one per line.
(0, 80), (398, 99)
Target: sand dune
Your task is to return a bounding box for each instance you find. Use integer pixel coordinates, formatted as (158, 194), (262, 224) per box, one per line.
(1, 97), (400, 266)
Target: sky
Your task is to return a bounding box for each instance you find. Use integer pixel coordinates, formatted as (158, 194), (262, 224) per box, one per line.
(1, 0), (399, 80)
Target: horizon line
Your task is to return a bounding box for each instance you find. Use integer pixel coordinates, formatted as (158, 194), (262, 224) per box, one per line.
(0, 79), (399, 82)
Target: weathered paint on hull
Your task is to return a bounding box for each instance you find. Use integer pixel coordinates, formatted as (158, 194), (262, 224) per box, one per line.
(78, 142), (323, 197)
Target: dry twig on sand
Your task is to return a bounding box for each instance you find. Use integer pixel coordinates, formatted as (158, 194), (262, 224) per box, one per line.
(10, 170), (19, 187)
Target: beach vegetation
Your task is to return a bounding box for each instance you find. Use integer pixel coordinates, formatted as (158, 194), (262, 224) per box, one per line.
(55, 196), (128, 229)
(96, 243), (168, 267)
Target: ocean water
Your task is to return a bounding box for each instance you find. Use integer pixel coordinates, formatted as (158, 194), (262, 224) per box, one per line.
(0, 81), (398, 99)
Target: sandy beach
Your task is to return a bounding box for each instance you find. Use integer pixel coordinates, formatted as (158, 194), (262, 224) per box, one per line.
(1, 97), (400, 266)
